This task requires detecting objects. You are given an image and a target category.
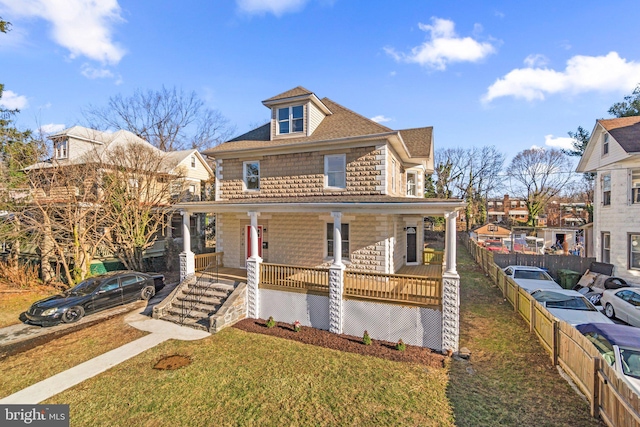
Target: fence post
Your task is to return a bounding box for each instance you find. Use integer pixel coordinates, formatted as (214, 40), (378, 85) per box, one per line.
(552, 321), (558, 365)
(591, 356), (600, 418)
(514, 287), (519, 313)
(529, 299), (535, 333)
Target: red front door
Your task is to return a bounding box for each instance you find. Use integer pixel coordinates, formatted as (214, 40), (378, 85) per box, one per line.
(246, 225), (263, 258)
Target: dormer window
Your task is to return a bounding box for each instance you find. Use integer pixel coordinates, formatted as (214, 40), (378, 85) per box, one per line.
(603, 133), (609, 155)
(55, 139), (68, 159)
(278, 105), (304, 134)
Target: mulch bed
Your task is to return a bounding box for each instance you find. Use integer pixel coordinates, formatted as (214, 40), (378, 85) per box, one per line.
(233, 318), (446, 368)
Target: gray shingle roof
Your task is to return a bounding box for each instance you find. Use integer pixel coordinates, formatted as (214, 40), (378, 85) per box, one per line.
(599, 116), (640, 153)
(262, 86), (314, 102)
(204, 95), (432, 158)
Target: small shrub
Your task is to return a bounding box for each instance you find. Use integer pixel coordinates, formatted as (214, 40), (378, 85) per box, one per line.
(396, 339), (406, 352)
(363, 330), (372, 346)
(293, 320), (301, 332)
(266, 316), (276, 328)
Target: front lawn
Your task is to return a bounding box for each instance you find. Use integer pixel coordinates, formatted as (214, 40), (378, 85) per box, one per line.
(46, 329), (454, 427)
(0, 287), (58, 328)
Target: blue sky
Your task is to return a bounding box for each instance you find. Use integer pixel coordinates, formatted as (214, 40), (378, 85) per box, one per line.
(1, 0), (640, 162)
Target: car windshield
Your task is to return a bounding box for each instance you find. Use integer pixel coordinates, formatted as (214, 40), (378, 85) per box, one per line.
(620, 347), (640, 379)
(533, 291), (597, 311)
(68, 278), (102, 296)
(514, 270), (552, 280)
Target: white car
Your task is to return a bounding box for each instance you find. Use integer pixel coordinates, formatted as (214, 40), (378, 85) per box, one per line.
(577, 323), (640, 395)
(531, 289), (614, 326)
(601, 287), (640, 327)
(503, 265), (562, 293)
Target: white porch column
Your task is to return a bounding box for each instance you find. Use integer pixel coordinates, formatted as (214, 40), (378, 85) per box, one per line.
(329, 212), (345, 334)
(246, 211), (262, 319)
(442, 210), (460, 353)
(179, 211), (195, 282)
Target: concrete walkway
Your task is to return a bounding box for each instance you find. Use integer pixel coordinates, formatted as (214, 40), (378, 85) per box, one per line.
(0, 310), (209, 404)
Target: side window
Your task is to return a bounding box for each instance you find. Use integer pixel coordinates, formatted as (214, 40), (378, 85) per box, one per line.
(121, 275), (143, 287)
(630, 293), (640, 307)
(504, 268), (513, 276)
(617, 290), (633, 302)
(100, 279), (119, 292)
(243, 161), (260, 191)
(602, 174), (611, 206)
(325, 154), (346, 189)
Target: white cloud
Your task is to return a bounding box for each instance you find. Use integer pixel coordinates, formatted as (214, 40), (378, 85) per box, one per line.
(483, 52), (640, 103)
(370, 115), (392, 123)
(236, 0), (308, 16)
(385, 17), (496, 71)
(0, 0), (125, 64)
(40, 123), (66, 134)
(0, 90), (28, 109)
(524, 54), (549, 68)
(544, 134), (574, 150)
(81, 64), (114, 79)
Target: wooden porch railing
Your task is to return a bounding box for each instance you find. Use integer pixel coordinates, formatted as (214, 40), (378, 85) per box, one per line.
(423, 249), (444, 265)
(260, 263), (330, 294)
(194, 252), (223, 272)
(344, 271), (442, 307)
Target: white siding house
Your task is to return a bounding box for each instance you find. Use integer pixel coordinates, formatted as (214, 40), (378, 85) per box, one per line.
(576, 116), (640, 284)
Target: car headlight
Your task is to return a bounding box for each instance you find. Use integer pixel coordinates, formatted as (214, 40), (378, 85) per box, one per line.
(41, 307), (59, 316)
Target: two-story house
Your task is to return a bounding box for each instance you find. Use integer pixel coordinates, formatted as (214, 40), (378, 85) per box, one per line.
(172, 87), (465, 352)
(576, 116), (640, 283)
(24, 126), (215, 272)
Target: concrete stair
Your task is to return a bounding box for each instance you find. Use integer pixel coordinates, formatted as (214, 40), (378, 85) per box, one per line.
(160, 279), (236, 331)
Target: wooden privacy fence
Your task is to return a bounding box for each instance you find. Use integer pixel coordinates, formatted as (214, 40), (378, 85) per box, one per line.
(493, 252), (596, 279)
(260, 263), (330, 295)
(194, 251), (224, 272)
(461, 233), (640, 426)
(344, 271), (442, 307)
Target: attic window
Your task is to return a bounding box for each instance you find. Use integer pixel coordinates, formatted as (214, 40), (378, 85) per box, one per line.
(190, 155), (196, 168)
(278, 105), (304, 134)
(55, 139), (68, 159)
(603, 133), (609, 155)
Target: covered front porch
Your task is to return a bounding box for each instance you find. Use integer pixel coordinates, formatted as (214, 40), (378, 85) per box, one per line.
(177, 197), (464, 351)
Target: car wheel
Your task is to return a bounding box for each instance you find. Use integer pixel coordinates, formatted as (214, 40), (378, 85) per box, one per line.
(62, 306), (85, 323)
(141, 286), (155, 300)
(605, 303), (616, 319)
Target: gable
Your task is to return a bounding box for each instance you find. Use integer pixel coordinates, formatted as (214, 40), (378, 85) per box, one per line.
(577, 121), (633, 172)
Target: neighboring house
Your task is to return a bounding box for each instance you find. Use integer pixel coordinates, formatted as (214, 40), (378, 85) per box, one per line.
(24, 126), (215, 263)
(173, 87), (465, 351)
(487, 194), (545, 226)
(471, 223), (511, 244)
(576, 116), (640, 283)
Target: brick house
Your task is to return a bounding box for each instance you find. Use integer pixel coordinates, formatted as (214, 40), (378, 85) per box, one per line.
(172, 87), (465, 351)
(576, 116), (640, 283)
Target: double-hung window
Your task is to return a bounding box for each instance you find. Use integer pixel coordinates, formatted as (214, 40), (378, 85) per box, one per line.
(325, 154), (346, 189)
(631, 170), (640, 204)
(406, 172), (417, 196)
(55, 140), (68, 159)
(190, 155), (196, 168)
(630, 234), (640, 270)
(602, 232), (611, 263)
(602, 174), (611, 206)
(603, 133), (609, 155)
(327, 223), (349, 259)
(278, 105), (304, 134)
(244, 161), (260, 191)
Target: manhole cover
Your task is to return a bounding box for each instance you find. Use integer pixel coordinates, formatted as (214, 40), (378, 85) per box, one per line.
(154, 355), (191, 370)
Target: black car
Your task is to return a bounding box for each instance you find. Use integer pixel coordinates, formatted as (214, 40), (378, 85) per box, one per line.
(24, 271), (165, 326)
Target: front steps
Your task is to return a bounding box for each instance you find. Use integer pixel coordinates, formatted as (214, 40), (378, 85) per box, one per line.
(159, 280), (236, 331)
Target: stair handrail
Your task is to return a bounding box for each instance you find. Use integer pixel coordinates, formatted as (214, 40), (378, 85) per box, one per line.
(179, 256), (220, 324)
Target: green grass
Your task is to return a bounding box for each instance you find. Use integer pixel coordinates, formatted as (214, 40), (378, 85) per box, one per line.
(46, 330), (454, 427)
(446, 243), (603, 427)
(0, 287), (57, 328)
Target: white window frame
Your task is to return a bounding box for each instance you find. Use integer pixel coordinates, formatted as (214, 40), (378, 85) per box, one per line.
(406, 171), (417, 196)
(243, 161), (260, 191)
(630, 234), (640, 270)
(277, 105), (304, 135)
(602, 232), (611, 263)
(391, 159), (397, 193)
(631, 169), (640, 204)
(326, 222), (350, 260)
(324, 154), (346, 189)
(603, 133), (610, 156)
(55, 140), (68, 159)
(602, 174), (611, 206)
(190, 155), (197, 169)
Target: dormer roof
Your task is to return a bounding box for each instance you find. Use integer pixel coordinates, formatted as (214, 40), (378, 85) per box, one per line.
(262, 86), (314, 103)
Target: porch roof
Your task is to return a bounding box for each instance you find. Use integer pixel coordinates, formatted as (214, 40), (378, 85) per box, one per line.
(176, 195), (465, 215)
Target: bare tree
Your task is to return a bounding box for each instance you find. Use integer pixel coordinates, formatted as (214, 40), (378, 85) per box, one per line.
(82, 86), (236, 151)
(506, 148), (573, 227)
